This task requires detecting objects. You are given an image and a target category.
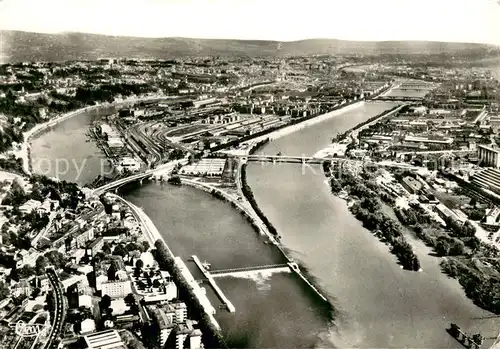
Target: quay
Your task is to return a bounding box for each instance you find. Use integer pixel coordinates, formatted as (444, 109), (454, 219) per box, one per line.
(111, 195), (220, 328)
(191, 255), (236, 313)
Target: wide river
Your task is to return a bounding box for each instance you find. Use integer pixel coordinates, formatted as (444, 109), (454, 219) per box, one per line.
(30, 101), (500, 348)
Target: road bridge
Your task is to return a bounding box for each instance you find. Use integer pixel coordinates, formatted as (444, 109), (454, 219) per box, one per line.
(376, 96), (424, 102)
(94, 171), (154, 194)
(398, 83), (436, 89)
(397, 87), (432, 91)
(232, 154), (419, 171)
(210, 264), (291, 278)
(246, 156), (325, 164)
(93, 159), (187, 195)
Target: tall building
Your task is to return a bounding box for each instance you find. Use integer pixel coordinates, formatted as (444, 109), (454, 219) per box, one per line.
(189, 330), (203, 349)
(101, 280), (132, 298)
(150, 308), (174, 347)
(173, 302), (187, 324)
(478, 144), (500, 168)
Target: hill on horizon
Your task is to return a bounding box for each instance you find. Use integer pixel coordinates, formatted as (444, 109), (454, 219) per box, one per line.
(1, 30), (499, 63)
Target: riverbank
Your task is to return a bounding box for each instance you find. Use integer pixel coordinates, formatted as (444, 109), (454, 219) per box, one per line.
(111, 193), (226, 348)
(393, 196), (500, 315)
(18, 94), (173, 175)
(314, 104), (404, 158)
(179, 176), (333, 311)
(324, 163), (421, 271)
(246, 100), (366, 145)
(180, 177), (282, 249)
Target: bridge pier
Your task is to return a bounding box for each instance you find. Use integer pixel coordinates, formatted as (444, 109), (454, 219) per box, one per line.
(192, 255), (236, 313)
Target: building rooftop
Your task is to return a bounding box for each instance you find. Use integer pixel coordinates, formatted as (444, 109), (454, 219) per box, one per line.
(84, 330), (125, 349)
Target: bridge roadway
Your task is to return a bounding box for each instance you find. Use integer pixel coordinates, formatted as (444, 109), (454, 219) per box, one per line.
(94, 154), (419, 195)
(235, 154), (419, 170)
(93, 159), (187, 194)
(210, 263), (291, 278)
(376, 96), (424, 101)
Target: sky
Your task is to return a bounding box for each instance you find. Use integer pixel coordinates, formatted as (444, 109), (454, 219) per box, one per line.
(0, 0), (500, 44)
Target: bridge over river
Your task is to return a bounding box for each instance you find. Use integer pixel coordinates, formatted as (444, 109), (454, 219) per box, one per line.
(92, 159), (187, 194)
(91, 154), (419, 195)
(210, 263), (291, 278)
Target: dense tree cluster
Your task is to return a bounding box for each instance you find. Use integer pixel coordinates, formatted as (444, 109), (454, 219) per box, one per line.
(0, 126), (24, 153)
(1, 178), (26, 206)
(1, 175), (85, 253)
(462, 206), (487, 221)
(0, 281), (9, 299)
(442, 258), (500, 314)
(167, 176), (182, 186)
(29, 175), (84, 210)
(395, 200), (481, 251)
(0, 154), (24, 174)
(73, 84), (155, 105)
(240, 163), (279, 237)
(153, 240), (227, 349)
(0, 90), (44, 133)
(167, 149), (185, 161)
(327, 168), (421, 271)
(391, 189), (500, 313)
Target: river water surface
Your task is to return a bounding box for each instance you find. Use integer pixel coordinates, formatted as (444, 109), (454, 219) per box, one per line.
(246, 101), (500, 347)
(30, 106), (115, 185)
(29, 101), (500, 348)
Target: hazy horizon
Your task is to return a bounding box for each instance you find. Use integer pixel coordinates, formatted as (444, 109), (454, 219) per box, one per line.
(1, 0), (500, 45)
(3, 29), (500, 46)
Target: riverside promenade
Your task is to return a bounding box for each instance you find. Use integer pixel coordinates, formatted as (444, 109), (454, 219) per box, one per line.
(109, 193), (220, 329)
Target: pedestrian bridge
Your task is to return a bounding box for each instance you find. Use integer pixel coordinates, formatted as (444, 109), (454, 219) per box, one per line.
(210, 263), (291, 278)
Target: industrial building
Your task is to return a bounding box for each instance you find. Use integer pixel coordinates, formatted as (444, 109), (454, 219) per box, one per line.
(84, 330), (125, 349)
(478, 144), (500, 168)
(401, 176), (422, 194)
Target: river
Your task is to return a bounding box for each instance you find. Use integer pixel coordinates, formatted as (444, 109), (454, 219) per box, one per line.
(29, 108), (332, 348)
(30, 106), (115, 186)
(29, 101), (500, 348)
(246, 101), (500, 347)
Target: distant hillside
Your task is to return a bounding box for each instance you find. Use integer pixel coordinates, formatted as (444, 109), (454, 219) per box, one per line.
(1, 30), (499, 63)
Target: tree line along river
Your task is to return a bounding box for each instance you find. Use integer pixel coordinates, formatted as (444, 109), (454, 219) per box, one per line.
(29, 101), (500, 348)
